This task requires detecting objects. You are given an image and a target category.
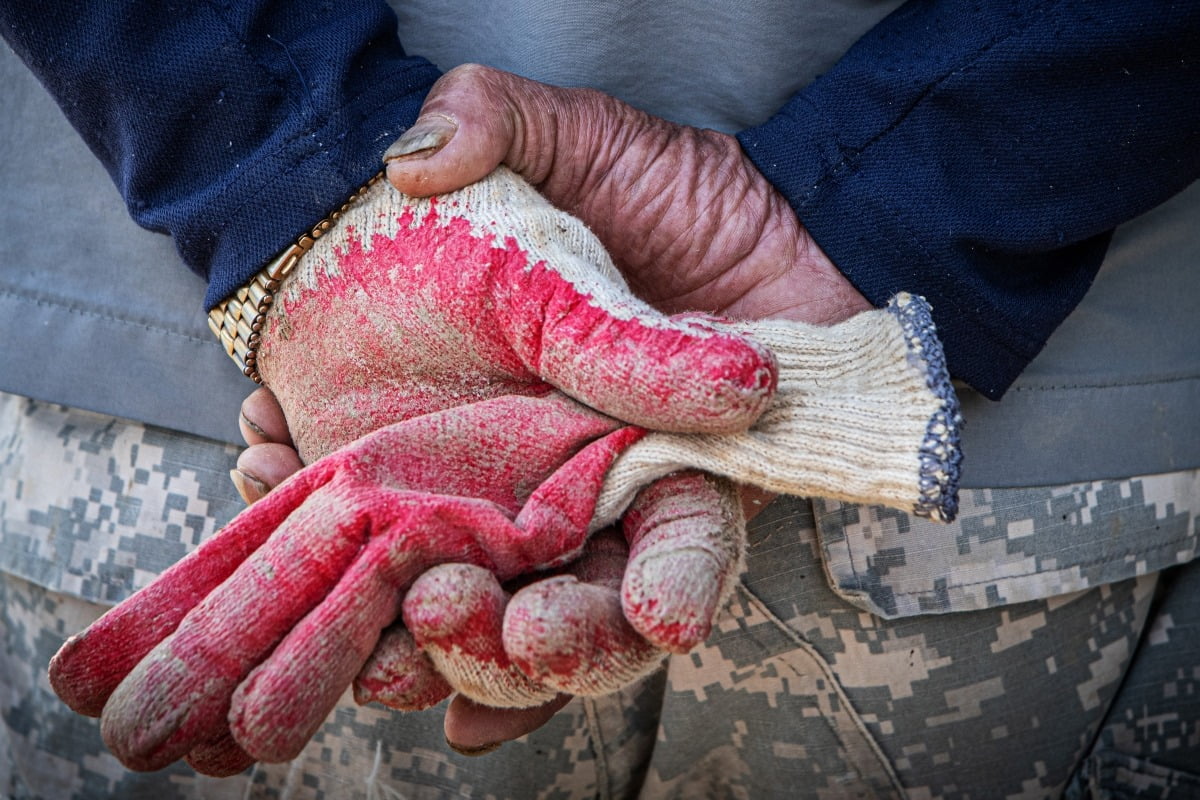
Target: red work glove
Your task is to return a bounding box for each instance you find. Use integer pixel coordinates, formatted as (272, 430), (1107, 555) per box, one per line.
(232, 59), (879, 752)
(357, 294), (963, 717)
(257, 167), (776, 465)
(48, 393), (741, 774)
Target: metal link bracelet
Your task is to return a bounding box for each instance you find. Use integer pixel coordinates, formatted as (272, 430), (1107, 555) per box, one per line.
(207, 172), (383, 383)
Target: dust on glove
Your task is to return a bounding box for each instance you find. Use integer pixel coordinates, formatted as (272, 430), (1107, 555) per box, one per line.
(46, 165), (777, 773)
(258, 166), (778, 464)
(48, 393), (646, 773)
(46, 167), (961, 776)
(357, 294), (961, 711)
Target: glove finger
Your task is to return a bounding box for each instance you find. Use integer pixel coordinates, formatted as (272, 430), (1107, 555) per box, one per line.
(228, 495), (530, 762)
(402, 563), (558, 709)
(48, 465), (327, 718)
(620, 472), (744, 654)
(477, 169), (778, 435)
(503, 530), (665, 696)
(513, 426), (645, 567)
(229, 542), (402, 762)
(354, 624), (452, 711)
(98, 489), (366, 772)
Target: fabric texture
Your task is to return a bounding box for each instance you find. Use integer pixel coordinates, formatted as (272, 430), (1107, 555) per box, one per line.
(0, 0), (1199, 793)
(599, 294), (962, 524)
(0, 0), (440, 310)
(2, 4), (1198, 485)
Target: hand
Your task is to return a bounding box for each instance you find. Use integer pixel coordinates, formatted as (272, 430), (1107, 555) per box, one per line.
(257, 167), (776, 465)
(228, 64), (895, 752)
(383, 64), (872, 326)
(233, 300), (965, 755)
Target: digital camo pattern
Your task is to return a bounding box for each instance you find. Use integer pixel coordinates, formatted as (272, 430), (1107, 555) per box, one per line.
(1065, 552), (1200, 800)
(2, 391), (1199, 798)
(816, 473), (1200, 619)
(0, 395), (244, 605)
(644, 497), (1197, 799)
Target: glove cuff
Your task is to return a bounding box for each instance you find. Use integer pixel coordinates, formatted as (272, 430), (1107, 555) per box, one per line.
(885, 292), (962, 521)
(596, 293), (963, 523)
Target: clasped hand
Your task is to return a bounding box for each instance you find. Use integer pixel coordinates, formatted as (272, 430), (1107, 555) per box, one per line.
(49, 65), (960, 777)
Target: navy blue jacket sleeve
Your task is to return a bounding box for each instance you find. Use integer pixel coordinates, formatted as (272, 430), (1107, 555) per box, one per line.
(0, 0), (441, 310)
(738, 0), (1200, 398)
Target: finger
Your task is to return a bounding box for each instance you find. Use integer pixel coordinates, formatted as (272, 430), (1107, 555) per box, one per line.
(232, 443), (304, 504)
(515, 426), (646, 569)
(444, 693), (572, 755)
(465, 169), (779, 435)
(402, 564), (558, 709)
(184, 730), (255, 778)
(740, 486), (778, 522)
(47, 464), (327, 718)
(239, 386), (293, 446)
(384, 64), (526, 197)
(230, 545), (400, 763)
(620, 472), (745, 653)
(502, 531), (665, 696)
(98, 488), (366, 771)
(354, 625), (452, 711)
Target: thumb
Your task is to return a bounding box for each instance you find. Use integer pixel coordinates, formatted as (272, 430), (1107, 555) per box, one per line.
(384, 64), (551, 197)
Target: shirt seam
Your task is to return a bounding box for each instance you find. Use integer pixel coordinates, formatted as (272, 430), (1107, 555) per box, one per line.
(0, 286), (210, 344)
(1007, 374), (1200, 392)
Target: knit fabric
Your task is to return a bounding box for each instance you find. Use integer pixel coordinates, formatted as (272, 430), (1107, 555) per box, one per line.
(597, 293), (962, 527)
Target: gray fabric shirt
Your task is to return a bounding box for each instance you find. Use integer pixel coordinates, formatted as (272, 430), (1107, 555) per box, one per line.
(0, 0), (1196, 488)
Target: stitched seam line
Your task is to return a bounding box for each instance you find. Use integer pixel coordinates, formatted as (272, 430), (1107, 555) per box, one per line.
(802, 0), (1061, 201)
(1009, 374), (1200, 392)
(734, 584), (907, 796)
(582, 698), (613, 800)
(797, 0), (1065, 359)
(0, 287), (210, 343)
(879, 532), (1198, 601)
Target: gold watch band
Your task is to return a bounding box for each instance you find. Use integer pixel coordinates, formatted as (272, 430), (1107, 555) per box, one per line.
(206, 172), (383, 383)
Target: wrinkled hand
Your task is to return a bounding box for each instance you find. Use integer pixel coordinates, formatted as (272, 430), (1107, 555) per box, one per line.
(383, 64), (871, 326)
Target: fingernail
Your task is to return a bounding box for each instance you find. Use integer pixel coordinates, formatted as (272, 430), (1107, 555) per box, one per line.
(230, 469), (268, 505)
(446, 738), (503, 757)
(238, 410), (267, 439)
(384, 115), (456, 162)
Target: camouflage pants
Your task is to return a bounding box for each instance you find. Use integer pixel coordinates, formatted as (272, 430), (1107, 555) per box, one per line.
(2, 393), (1198, 799)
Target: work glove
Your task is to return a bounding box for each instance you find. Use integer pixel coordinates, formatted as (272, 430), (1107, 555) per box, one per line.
(256, 166), (778, 466)
(49, 390), (739, 774)
(47, 168), (960, 775)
